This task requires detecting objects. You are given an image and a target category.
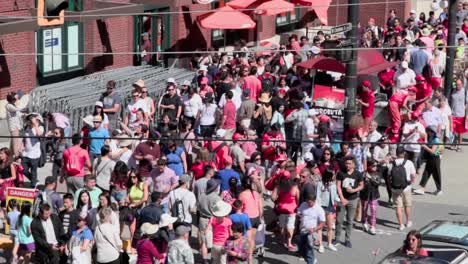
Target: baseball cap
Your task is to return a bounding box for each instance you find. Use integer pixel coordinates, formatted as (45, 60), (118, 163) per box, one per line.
(200, 77), (209, 85)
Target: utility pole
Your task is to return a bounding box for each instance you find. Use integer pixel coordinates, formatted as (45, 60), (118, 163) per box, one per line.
(443, 0), (458, 97)
(343, 0), (359, 127)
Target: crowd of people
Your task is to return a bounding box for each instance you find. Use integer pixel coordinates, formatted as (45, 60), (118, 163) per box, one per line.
(1, 4), (468, 264)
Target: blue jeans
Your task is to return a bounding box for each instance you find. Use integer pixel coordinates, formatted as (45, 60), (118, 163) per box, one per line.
(298, 231), (315, 264)
(22, 157), (39, 187)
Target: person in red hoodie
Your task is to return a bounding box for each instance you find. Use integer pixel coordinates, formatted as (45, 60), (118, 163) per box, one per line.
(356, 80), (375, 131)
(388, 87), (417, 134)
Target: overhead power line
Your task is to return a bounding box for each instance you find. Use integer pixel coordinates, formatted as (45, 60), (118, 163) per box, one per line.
(0, 45), (464, 56)
(0, 134), (462, 146)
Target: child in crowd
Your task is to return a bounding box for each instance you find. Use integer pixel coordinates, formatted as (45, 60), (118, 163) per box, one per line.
(360, 160), (381, 235)
(6, 199), (20, 263)
(224, 222), (251, 264)
(17, 201), (34, 264)
(229, 200), (252, 237)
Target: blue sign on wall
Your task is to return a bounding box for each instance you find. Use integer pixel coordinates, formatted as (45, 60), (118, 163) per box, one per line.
(44, 38), (59, 48)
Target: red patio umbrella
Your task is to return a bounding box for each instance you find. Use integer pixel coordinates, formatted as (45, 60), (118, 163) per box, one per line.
(253, 0), (295, 16)
(197, 6), (256, 29)
(292, 0), (331, 25)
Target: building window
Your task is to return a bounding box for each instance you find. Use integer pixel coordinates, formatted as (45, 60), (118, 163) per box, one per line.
(36, 0), (84, 76)
(211, 0), (230, 41)
(276, 1), (300, 25)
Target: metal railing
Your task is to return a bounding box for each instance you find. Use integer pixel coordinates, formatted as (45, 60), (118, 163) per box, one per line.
(29, 65), (195, 132)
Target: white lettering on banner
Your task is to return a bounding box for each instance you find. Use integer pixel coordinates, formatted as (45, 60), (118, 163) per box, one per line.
(8, 189), (36, 198)
(311, 107), (344, 118)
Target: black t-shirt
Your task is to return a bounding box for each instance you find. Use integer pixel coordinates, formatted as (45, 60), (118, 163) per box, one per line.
(216, 82), (231, 103)
(336, 170), (364, 200)
(160, 94), (182, 120)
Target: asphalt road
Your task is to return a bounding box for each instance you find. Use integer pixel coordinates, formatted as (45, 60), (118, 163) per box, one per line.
(0, 140), (467, 264)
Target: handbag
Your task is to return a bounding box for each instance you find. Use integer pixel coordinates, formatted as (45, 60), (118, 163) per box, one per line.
(97, 225), (128, 264)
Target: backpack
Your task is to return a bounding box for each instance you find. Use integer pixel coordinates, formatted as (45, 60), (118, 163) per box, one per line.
(390, 159), (409, 190)
(65, 148), (82, 176)
(208, 141), (227, 162)
(32, 191), (53, 217)
(171, 191), (186, 223)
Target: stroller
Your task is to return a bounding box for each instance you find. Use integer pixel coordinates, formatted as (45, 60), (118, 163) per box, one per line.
(253, 219), (266, 257)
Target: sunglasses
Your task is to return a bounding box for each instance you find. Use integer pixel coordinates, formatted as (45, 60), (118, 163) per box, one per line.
(132, 94), (139, 98)
(107, 87), (114, 90)
(255, 158), (262, 161)
(142, 91), (148, 93)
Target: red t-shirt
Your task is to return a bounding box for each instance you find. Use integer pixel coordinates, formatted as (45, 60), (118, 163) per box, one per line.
(359, 90), (375, 118)
(261, 132), (285, 161)
(242, 76), (262, 103)
(204, 141), (230, 170)
(209, 216), (232, 246)
(222, 100), (237, 129)
(62, 145), (90, 177)
(378, 69), (395, 88)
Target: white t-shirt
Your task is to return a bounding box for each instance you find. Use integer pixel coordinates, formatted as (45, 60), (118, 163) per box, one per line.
(200, 104), (217, 126)
(366, 130), (382, 143)
(168, 188), (196, 224)
(297, 202), (325, 230)
(126, 99), (147, 123)
(402, 122), (426, 153)
(22, 126), (44, 159)
(182, 93), (203, 118)
(302, 118), (315, 154)
(394, 68), (416, 90)
(389, 158), (415, 192)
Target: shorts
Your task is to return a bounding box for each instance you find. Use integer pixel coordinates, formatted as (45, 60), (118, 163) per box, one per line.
(19, 243), (35, 252)
(278, 214), (296, 229)
(392, 190), (412, 208)
(250, 217), (261, 229)
(452, 116), (467, 134)
(111, 189), (127, 204)
(10, 230), (18, 244)
(198, 216), (213, 249)
(322, 204), (336, 214)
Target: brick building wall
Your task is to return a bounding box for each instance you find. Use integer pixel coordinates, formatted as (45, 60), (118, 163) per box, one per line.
(0, 0), (37, 98)
(0, 0), (135, 99)
(327, 0), (410, 27)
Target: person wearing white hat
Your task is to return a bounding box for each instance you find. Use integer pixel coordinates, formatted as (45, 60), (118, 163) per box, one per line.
(393, 60), (416, 90)
(88, 115), (110, 162)
(93, 101), (110, 130)
(167, 174), (196, 225)
(137, 223), (165, 263)
(160, 82), (183, 122)
(206, 200), (233, 264)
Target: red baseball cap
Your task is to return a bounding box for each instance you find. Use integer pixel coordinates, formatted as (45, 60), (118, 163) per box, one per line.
(415, 74), (425, 82)
(362, 80), (371, 87)
(319, 114), (331, 122)
(232, 133), (243, 141)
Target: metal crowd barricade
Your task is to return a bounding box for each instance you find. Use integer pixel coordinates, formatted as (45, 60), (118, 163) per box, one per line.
(29, 66), (196, 132)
